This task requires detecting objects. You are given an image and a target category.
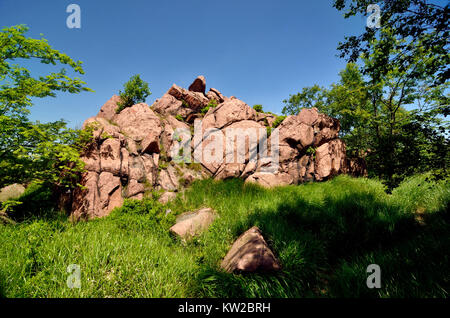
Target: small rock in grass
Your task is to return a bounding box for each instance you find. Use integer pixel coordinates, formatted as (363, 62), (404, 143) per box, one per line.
(221, 226), (281, 273)
(170, 208), (216, 240)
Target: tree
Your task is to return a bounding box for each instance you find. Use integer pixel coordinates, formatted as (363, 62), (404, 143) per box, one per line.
(116, 74), (151, 113)
(0, 25), (92, 189)
(283, 54), (448, 188)
(253, 104), (263, 112)
(333, 0), (449, 87)
(282, 1), (450, 187)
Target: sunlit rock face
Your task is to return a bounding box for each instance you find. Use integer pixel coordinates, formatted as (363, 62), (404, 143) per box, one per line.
(71, 76), (365, 219)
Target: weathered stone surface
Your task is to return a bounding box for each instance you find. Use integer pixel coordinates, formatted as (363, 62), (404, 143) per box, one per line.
(158, 191), (177, 204)
(158, 166), (179, 191)
(97, 95), (122, 121)
(115, 103), (162, 143)
(72, 171), (100, 219)
(100, 138), (122, 175)
(129, 156), (146, 182)
(278, 116), (314, 150)
(315, 139), (346, 181)
(161, 115), (190, 158)
(297, 107), (319, 126)
(256, 112), (276, 127)
(127, 179), (145, 198)
(69, 76), (362, 219)
(169, 208), (216, 240)
(151, 93), (193, 118)
(168, 84), (209, 111)
(221, 226), (281, 273)
(203, 98), (257, 129)
(188, 75), (206, 93)
(313, 113), (340, 146)
(81, 144), (101, 173)
(98, 172), (121, 211)
(141, 153), (157, 185)
(83, 116), (122, 141)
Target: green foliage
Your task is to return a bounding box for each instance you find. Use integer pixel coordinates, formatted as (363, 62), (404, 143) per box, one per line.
(116, 74), (151, 113)
(306, 146), (316, 159)
(111, 197), (175, 230)
(253, 104), (263, 112)
(282, 85), (326, 116)
(1, 175), (448, 297)
(0, 25), (93, 190)
(272, 115), (286, 128)
(284, 56), (449, 188)
(201, 99), (218, 115)
(181, 99), (189, 108)
(175, 114), (184, 122)
(333, 0), (449, 87)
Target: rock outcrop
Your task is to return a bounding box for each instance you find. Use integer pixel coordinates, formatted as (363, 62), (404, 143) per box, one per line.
(70, 76), (366, 219)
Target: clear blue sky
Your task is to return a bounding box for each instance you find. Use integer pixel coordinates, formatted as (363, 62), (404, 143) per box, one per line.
(1, 0), (370, 128)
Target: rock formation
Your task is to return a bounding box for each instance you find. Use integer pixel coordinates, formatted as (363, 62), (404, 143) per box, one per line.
(70, 76), (365, 219)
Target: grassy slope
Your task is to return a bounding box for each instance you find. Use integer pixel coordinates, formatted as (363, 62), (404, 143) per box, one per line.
(0, 175), (448, 298)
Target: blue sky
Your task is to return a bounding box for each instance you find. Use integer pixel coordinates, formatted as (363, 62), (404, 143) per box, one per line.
(0, 0), (370, 128)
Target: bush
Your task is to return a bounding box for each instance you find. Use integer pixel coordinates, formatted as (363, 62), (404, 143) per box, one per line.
(201, 99), (218, 115)
(111, 197), (175, 230)
(273, 115), (286, 128)
(253, 104), (263, 112)
(116, 75), (151, 113)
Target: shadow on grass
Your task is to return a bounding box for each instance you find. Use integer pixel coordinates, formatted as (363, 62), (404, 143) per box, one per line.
(193, 187), (449, 298)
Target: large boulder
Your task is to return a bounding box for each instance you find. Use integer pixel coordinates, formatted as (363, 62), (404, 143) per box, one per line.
(202, 98), (257, 130)
(96, 95), (122, 122)
(188, 75), (206, 93)
(167, 84), (210, 112)
(115, 103), (162, 145)
(221, 226), (281, 273)
(314, 139), (347, 181)
(151, 93), (193, 118)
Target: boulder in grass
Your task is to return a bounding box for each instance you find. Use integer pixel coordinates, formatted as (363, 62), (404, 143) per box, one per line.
(0, 184), (26, 202)
(170, 208), (216, 240)
(221, 226), (281, 273)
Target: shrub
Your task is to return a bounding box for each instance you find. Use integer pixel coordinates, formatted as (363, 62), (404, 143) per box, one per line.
(111, 197), (175, 230)
(253, 104), (263, 112)
(116, 75), (151, 113)
(181, 99), (190, 108)
(201, 99), (218, 115)
(273, 115), (286, 128)
(175, 114), (184, 122)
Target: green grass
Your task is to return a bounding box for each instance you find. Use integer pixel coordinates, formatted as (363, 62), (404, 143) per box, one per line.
(0, 174), (448, 298)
